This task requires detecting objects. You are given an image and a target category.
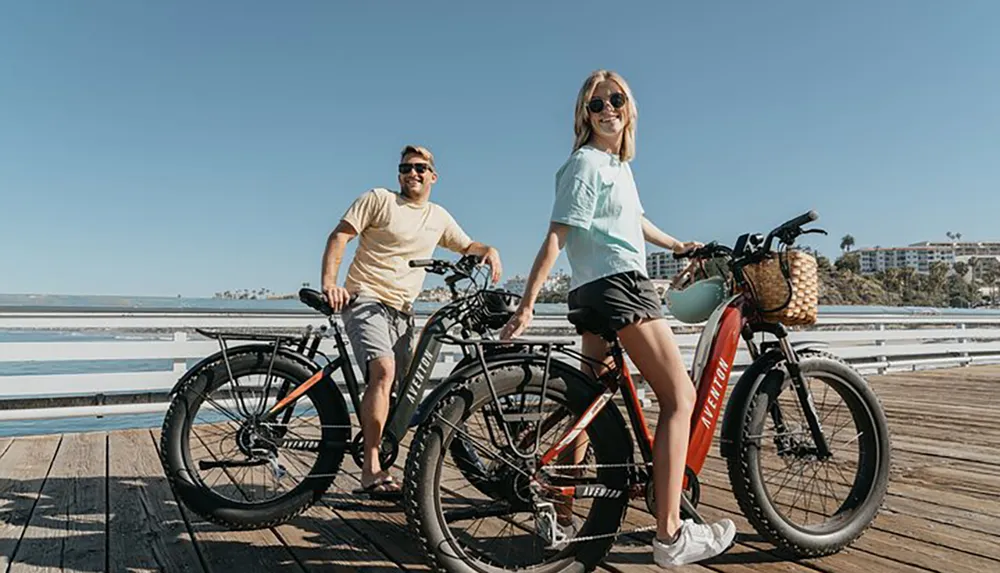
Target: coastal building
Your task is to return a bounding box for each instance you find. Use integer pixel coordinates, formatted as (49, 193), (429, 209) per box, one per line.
(858, 245), (955, 275)
(646, 252), (690, 282)
(857, 241), (1000, 275)
(501, 271), (570, 295)
(915, 241), (1000, 262)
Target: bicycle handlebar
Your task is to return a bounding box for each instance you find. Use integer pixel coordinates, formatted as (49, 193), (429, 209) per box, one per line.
(672, 210), (823, 263)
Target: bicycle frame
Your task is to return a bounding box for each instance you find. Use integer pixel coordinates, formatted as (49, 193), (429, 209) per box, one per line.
(535, 290), (831, 505)
(264, 296), (478, 449)
(534, 298), (743, 491)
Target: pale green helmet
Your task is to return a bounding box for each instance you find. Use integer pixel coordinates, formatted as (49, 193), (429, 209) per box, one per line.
(666, 276), (728, 324)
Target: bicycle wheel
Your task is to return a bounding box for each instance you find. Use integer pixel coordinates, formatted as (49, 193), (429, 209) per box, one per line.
(727, 351), (891, 557)
(404, 361), (631, 573)
(161, 350), (350, 529)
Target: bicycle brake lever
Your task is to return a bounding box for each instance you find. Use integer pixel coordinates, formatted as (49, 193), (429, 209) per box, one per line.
(802, 228), (828, 236)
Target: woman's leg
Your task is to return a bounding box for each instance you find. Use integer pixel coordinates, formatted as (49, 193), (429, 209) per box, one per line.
(617, 318), (696, 540)
(554, 332), (611, 525)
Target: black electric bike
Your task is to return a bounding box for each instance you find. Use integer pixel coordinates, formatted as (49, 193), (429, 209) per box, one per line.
(159, 255), (526, 529)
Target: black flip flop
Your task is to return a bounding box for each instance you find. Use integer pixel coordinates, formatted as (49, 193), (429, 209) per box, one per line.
(353, 476), (403, 500)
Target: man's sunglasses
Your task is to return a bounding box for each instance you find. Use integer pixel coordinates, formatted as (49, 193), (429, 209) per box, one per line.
(587, 92), (627, 114)
(398, 163), (433, 175)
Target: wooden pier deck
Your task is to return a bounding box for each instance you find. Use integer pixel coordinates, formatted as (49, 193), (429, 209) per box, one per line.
(1, 365), (998, 572)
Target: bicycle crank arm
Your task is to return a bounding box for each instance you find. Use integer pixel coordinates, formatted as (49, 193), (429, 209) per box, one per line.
(443, 501), (522, 522)
(680, 492), (705, 525)
(198, 458), (269, 470)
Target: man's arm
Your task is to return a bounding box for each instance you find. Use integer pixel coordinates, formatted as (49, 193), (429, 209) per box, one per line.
(321, 220), (358, 311)
(642, 216), (699, 254)
(464, 241), (503, 284)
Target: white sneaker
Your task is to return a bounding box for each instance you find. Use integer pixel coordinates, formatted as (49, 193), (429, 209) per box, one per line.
(652, 518), (737, 567)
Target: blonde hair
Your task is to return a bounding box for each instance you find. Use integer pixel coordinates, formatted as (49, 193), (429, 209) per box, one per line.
(400, 145), (435, 168)
(572, 70), (638, 162)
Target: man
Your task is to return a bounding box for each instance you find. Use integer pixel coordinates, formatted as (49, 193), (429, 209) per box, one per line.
(321, 145), (502, 496)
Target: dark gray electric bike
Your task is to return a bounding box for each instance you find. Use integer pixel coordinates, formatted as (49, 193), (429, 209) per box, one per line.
(159, 255), (525, 529)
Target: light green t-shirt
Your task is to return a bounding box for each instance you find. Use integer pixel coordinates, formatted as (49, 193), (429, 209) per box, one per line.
(550, 145), (648, 291)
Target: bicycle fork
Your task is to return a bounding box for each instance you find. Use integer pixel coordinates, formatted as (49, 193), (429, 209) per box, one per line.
(776, 337), (833, 459)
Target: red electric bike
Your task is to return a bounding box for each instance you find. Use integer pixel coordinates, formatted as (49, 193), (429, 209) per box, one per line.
(403, 211), (891, 573)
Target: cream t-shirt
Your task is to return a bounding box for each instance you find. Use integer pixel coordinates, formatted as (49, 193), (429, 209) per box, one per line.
(341, 188), (473, 313)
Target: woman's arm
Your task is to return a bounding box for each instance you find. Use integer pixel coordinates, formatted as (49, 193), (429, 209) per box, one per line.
(499, 222), (570, 339)
(642, 216), (700, 254)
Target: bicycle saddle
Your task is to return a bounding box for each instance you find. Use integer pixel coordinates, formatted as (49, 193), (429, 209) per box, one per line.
(299, 288), (333, 316)
(566, 308), (617, 342)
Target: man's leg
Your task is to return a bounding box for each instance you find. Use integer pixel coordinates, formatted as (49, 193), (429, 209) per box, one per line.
(360, 356), (396, 487)
(342, 298), (402, 491)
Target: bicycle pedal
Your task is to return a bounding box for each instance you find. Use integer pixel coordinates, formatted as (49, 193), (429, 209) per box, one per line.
(269, 459), (288, 481)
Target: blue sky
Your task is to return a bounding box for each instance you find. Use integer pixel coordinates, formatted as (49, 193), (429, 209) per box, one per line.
(2, 1), (998, 297)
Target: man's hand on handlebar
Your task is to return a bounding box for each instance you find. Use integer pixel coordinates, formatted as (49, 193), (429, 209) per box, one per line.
(480, 247), (503, 284)
(322, 284), (352, 313)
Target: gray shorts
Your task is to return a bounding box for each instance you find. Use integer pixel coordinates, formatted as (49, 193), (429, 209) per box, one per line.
(341, 295), (415, 383)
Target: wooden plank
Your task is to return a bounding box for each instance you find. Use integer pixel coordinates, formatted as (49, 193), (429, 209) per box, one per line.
(688, 475), (934, 573)
(694, 465), (999, 573)
(889, 435), (1000, 467)
(884, 481), (1000, 523)
(316, 450), (431, 570)
(0, 435), (61, 570)
(271, 504), (405, 573)
(108, 429), (203, 572)
(9, 432), (106, 573)
(883, 492), (1000, 537)
(180, 418), (405, 572)
(868, 509), (1000, 562)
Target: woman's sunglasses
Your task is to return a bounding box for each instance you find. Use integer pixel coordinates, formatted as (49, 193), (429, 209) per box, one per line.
(398, 163), (433, 175)
(587, 92), (627, 114)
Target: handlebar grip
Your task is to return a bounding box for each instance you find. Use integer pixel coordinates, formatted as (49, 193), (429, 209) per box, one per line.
(785, 210), (819, 229)
(408, 259), (436, 268)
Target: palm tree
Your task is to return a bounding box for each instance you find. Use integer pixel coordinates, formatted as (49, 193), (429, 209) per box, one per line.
(840, 234), (855, 252)
(946, 231), (955, 241)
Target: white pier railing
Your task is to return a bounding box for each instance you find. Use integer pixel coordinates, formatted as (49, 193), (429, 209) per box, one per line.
(2, 307), (1000, 422)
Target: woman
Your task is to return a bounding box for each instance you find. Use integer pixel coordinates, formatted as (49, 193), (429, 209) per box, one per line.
(500, 70), (735, 568)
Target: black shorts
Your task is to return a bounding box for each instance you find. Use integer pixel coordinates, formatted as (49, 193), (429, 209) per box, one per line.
(567, 271), (664, 335)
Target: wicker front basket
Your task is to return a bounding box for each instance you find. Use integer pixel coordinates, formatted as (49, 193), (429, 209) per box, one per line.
(742, 249), (819, 326)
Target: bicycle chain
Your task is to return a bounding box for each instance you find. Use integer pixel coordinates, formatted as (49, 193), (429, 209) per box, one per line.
(564, 524), (658, 543)
(543, 462), (652, 470)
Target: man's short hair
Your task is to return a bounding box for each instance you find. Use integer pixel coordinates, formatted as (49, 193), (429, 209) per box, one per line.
(400, 145), (435, 167)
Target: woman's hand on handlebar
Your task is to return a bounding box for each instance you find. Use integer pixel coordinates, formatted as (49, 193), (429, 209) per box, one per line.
(323, 284), (352, 313)
(500, 306), (532, 340)
(672, 240), (703, 256)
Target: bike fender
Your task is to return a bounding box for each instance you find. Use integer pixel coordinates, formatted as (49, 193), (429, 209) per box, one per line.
(718, 349), (785, 459)
(168, 344), (321, 397)
(409, 350), (525, 428)
(408, 349), (610, 429)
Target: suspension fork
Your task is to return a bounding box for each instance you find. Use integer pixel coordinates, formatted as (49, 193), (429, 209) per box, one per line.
(777, 335), (832, 459)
